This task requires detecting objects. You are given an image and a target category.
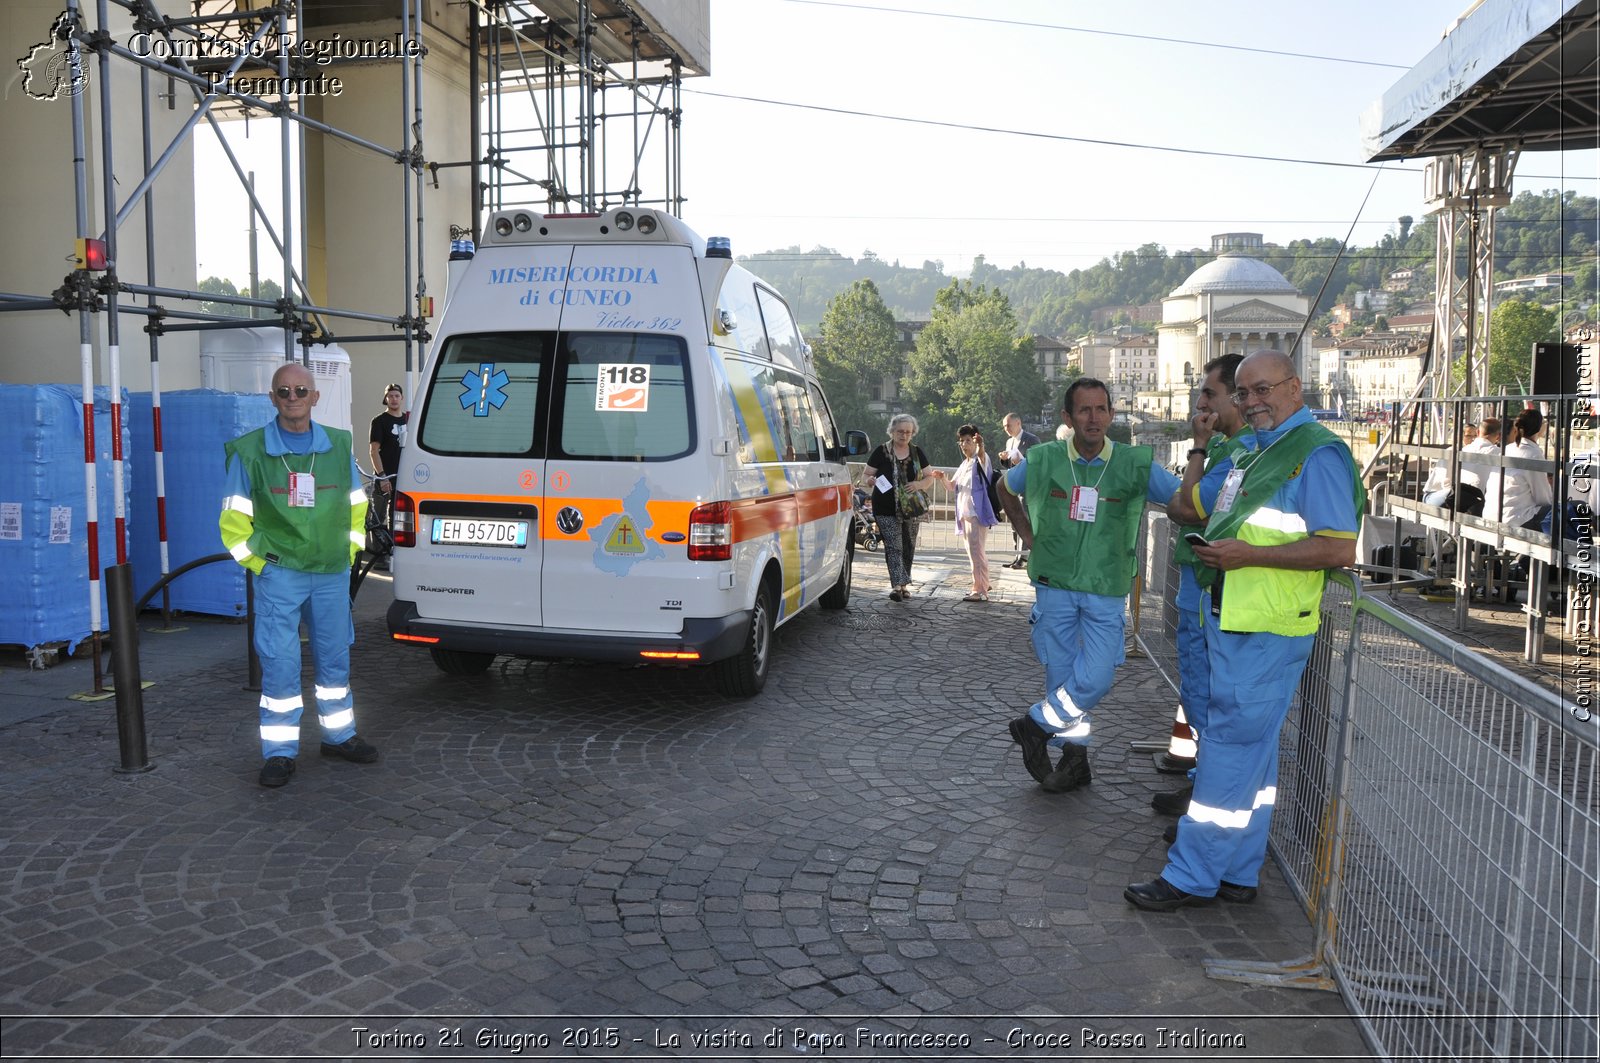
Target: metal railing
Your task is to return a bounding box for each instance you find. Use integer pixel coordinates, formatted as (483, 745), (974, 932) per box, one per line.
(1135, 513), (1598, 1062)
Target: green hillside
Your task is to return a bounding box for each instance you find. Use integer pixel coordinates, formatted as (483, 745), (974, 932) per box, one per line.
(742, 189), (1597, 338)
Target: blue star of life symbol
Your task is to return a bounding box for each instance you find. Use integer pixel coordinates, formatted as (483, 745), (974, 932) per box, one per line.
(459, 362), (510, 417)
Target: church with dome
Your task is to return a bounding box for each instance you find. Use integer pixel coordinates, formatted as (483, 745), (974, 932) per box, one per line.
(1149, 233), (1310, 416)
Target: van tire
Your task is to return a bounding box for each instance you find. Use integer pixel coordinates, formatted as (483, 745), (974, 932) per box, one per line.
(819, 546), (852, 610)
(713, 581), (773, 697)
(430, 647), (496, 675)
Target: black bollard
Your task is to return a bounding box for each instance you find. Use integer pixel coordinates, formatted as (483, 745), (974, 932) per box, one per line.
(106, 563), (153, 774)
(245, 569), (261, 691)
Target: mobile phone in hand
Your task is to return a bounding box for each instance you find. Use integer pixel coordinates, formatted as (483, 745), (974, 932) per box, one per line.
(1184, 531), (1210, 548)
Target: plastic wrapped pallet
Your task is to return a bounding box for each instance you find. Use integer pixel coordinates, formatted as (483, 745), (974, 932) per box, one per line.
(127, 389), (273, 617)
(0, 384), (132, 653)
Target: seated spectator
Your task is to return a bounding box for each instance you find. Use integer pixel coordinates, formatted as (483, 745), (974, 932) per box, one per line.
(1482, 409), (1552, 530)
(1422, 420), (1480, 508)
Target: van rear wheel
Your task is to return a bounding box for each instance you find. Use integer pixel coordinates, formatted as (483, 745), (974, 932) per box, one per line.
(820, 546), (852, 609)
(430, 647), (495, 675)
(713, 581), (773, 697)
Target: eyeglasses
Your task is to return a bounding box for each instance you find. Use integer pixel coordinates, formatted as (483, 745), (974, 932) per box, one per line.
(1231, 377), (1295, 404)
(273, 385), (312, 399)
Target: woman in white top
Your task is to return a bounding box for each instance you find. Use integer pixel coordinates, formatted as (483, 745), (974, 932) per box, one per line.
(950, 424), (1000, 601)
(1482, 408), (1553, 529)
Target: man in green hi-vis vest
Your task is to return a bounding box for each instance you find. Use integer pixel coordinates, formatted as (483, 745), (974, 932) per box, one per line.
(1125, 350), (1364, 913)
(1150, 354), (1249, 816)
(999, 379), (1181, 794)
(220, 362), (378, 789)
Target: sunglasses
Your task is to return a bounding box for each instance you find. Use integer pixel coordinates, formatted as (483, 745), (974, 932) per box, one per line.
(274, 385), (312, 399)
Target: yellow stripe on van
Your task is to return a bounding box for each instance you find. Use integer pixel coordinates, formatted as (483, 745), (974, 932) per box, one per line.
(726, 365), (804, 617)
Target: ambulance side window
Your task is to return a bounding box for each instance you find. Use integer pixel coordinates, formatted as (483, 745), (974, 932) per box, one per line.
(776, 378), (820, 463)
(807, 383), (841, 456)
(555, 332), (694, 461)
(755, 288), (804, 367)
(417, 331), (549, 456)
(726, 361), (814, 464)
(718, 282), (768, 359)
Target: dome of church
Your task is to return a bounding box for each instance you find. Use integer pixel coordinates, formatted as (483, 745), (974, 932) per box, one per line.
(1171, 254), (1298, 297)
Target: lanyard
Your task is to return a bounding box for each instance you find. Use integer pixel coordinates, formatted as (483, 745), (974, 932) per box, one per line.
(1066, 442), (1111, 492)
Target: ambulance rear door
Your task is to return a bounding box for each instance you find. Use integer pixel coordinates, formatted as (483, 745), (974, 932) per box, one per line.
(537, 243), (712, 635)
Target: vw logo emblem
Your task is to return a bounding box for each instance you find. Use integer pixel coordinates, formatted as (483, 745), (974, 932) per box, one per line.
(556, 507), (584, 534)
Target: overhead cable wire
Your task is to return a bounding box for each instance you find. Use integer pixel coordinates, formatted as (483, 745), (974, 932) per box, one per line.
(685, 88), (1407, 171)
(777, 0), (1414, 70)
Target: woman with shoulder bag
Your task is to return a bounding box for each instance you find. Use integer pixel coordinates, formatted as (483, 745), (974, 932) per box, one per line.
(864, 414), (940, 602)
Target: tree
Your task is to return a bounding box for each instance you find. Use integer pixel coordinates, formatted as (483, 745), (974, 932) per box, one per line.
(898, 281), (1048, 465)
(1478, 298), (1559, 393)
(810, 279), (902, 438)
(1398, 215), (1414, 242)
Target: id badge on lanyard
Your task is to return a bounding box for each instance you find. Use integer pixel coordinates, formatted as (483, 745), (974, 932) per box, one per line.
(1215, 468), (1245, 513)
(288, 472), (317, 507)
(1070, 485), (1098, 522)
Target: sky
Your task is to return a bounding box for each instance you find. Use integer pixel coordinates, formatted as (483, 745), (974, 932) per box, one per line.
(194, 0), (1598, 283)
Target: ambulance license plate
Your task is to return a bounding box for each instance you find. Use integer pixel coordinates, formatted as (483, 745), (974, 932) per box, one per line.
(430, 517), (529, 548)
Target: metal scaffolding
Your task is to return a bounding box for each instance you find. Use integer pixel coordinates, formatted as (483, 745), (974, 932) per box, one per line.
(0, 0), (433, 686)
(0, 0), (699, 679)
(1423, 148), (1518, 402)
(464, 0), (687, 232)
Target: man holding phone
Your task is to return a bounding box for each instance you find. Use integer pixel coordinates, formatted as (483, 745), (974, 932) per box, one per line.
(1126, 349), (1363, 912)
(1151, 355), (1248, 817)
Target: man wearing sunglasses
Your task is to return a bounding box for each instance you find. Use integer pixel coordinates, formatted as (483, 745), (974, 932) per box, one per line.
(220, 362), (378, 788)
(1125, 349), (1364, 912)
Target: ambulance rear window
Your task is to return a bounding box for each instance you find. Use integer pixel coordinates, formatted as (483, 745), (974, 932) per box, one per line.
(418, 332), (549, 456)
(555, 333), (694, 461)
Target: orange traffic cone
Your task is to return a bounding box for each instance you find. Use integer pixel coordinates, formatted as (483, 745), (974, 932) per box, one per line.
(1152, 704), (1197, 774)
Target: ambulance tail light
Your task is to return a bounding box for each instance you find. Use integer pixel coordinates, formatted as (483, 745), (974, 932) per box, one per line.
(392, 491), (417, 548)
(688, 501), (732, 561)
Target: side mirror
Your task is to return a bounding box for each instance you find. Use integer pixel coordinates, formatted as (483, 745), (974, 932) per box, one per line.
(845, 430), (871, 457)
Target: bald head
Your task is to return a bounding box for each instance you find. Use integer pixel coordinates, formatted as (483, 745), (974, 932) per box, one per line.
(1238, 349), (1295, 380)
(1233, 349), (1303, 431)
(269, 361), (319, 432)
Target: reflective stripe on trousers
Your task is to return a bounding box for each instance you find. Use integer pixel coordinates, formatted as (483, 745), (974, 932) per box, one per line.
(1027, 582), (1126, 748)
(1161, 616), (1313, 895)
(253, 565), (358, 759)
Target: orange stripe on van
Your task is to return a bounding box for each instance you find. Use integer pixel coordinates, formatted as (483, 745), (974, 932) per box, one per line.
(729, 483), (845, 542)
(412, 485), (843, 545)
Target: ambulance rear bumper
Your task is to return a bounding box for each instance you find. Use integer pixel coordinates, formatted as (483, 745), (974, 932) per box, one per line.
(387, 599), (751, 664)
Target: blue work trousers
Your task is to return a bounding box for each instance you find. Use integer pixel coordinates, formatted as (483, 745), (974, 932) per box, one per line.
(1162, 614), (1313, 895)
(254, 565), (357, 760)
(1027, 583), (1126, 748)
(1175, 566), (1212, 737)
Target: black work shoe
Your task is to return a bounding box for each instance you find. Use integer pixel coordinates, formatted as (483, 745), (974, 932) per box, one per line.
(1163, 822), (1178, 845)
(258, 756), (295, 788)
(1008, 716), (1052, 784)
(1123, 876), (1214, 912)
(1216, 880), (1258, 904)
(320, 736), (379, 763)
(1152, 785), (1193, 816)
(1153, 750), (1196, 774)
(1041, 743), (1092, 792)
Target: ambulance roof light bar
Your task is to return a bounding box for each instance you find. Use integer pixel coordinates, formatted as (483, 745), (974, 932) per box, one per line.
(483, 207), (695, 248)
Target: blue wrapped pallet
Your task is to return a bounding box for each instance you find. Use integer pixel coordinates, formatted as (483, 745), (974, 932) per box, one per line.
(128, 390), (273, 617)
(0, 385), (132, 653)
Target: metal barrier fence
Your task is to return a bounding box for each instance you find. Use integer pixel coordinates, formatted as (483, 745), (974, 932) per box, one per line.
(1134, 512), (1598, 1062)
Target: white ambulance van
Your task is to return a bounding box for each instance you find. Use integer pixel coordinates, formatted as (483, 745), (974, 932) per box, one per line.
(386, 207), (868, 696)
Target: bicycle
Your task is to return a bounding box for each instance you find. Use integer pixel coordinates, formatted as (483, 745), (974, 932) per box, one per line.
(349, 471), (394, 601)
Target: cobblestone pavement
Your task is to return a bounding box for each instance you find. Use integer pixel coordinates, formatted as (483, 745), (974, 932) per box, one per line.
(1, 530), (1367, 1061)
